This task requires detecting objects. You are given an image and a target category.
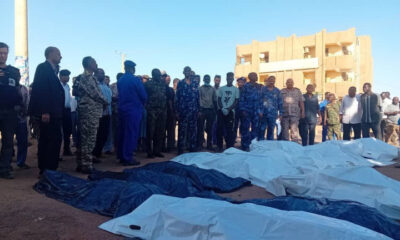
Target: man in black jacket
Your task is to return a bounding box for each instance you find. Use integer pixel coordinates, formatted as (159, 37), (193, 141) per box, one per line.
(29, 47), (65, 175)
(0, 42), (22, 179)
(360, 82), (382, 139)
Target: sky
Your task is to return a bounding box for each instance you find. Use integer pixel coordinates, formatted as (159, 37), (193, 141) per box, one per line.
(1, 0), (399, 95)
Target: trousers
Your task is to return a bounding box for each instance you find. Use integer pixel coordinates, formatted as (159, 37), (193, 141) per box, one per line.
(118, 112), (142, 163)
(197, 108), (216, 148)
(78, 112), (99, 168)
(384, 123), (399, 146)
(217, 110), (235, 149)
(239, 110), (259, 149)
(178, 112), (198, 152)
(343, 123), (361, 140)
(62, 108), (72, 153)
(146, 109), (167, 155)
(327, 124), (342, 140)
(362, 122), (382, 140)
(281, 116), (300, 143)
(16, 120), (28, 166)
(38, 118), (62, 173)
(258, 116), (276, 140)
(0, 110), (17, 173)
(299, 120), (316, 146)
(92, 115), (111, 157)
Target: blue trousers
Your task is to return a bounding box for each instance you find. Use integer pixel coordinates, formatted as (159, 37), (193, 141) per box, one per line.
(103, 117), (113, 152)
(178, 112), (197, 151)
(322, 124), (328, 142)
(16, 120), (28, 166)
(258, 116), (276, 140)
(239, 110), (259, 149)
(118, 112), (142, 163)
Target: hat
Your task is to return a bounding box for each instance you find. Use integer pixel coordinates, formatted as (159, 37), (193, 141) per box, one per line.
(124, 60), (136, 68)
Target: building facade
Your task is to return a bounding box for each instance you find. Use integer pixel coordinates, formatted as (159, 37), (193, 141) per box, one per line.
(235, 28), (373, 98)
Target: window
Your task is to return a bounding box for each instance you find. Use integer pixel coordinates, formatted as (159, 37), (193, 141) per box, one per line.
(259, 52), (269, 63)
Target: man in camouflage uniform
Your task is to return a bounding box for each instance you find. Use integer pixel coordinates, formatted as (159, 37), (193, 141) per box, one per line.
(324, 93), (342, 140)
(281, 78), (304, 143)
(76, 56), (108, 174)
(175, 66), (200, 154)
(238, 72), (262, 151)
(144, 68), (167, 158)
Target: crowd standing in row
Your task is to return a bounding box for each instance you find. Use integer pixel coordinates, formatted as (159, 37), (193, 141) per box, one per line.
(0, 43), (399, 179)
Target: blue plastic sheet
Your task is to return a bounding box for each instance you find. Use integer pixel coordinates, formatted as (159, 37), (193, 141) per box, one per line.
(245, 197), (400, 240)
(34, 162), (400, 239)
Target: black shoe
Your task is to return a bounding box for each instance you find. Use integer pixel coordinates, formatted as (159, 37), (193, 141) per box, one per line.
(216, 147), (224, 153)
(17, 163), (31, 169)
(80, 166), (96, 174)
(92, 157), (102, 163)
(177, 150), (184, 155)
(189, 148), (197, 153)
(75, 166), (82, 173)
(206, 145), (214, 151)
(0, 172), (14, 179)
(122, 161), (140, 166)
(147, 154), (155, 159)
(154, 153), (165, 158)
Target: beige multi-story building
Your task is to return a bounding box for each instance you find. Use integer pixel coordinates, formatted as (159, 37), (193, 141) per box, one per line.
(235, 28), (373, 98)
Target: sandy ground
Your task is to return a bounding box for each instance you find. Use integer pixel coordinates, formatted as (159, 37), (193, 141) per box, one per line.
(0, 127), (399, 240)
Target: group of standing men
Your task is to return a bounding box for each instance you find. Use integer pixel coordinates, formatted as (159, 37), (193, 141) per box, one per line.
(0, 42), (398, 179)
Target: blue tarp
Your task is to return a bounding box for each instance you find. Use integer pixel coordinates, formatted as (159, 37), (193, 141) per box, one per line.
(245, 197), (400, 240)
(34, 162), (400, 239)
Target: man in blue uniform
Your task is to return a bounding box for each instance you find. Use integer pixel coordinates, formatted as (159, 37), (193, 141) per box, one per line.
(238, 72), (261, 151)
(259, 76), (283, 140)
(117, 60), (147, 165)
(175, 66), (200, 155)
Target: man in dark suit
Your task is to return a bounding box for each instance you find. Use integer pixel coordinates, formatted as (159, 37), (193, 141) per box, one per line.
(29, 47), (65, 175)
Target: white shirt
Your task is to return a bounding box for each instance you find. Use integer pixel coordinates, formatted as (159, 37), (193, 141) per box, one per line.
(70, 96), (77, 112)
(339, 94), (363, 124)
(381, 98), (392, 119)
(384, 103), (400, 124)
(62, 82), (71, 108)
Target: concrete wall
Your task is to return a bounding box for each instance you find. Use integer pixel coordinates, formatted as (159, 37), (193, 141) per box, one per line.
(235, 28), (373, 98)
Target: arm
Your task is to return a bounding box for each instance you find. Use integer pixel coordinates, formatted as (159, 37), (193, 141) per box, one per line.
(278, 91), (284, 119)
(33, 64), (51, 115)
(299, 95), (305, 118)
(137, 80), (147, 105)
(324, 109), (327, 126)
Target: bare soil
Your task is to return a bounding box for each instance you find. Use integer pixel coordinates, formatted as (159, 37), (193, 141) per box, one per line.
(0, 127), (399, 240)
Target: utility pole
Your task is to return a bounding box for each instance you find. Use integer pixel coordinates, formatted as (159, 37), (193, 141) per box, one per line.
(14, 0), (29, 86)
(115, 51), (126, 73)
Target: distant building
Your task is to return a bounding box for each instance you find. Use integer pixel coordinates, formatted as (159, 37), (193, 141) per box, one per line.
(235, 28), (373, 98)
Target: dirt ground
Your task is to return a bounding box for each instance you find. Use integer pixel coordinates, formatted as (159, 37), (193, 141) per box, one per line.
(0, 127), (399, 240)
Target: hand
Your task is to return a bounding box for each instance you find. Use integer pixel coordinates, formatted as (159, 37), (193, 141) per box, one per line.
(42, 113), (50, 123)
(259, 112), (263, 118)
(301, 112), (305, 119)
(278, 115), (282, 122)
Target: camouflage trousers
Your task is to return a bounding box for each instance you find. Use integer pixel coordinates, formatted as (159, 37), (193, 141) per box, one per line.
(384, 123), (399, 146)
(281, 116), (300, 143)
(327, 124), (342, 140)
(77, 112), (100, 167)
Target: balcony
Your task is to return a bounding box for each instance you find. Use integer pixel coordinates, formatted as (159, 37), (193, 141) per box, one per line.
(325, 55), (354, 71)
